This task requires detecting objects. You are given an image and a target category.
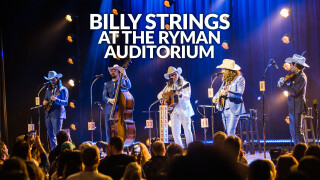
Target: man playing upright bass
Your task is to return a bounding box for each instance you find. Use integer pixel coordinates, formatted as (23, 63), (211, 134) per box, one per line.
(103, 64), (131, 143)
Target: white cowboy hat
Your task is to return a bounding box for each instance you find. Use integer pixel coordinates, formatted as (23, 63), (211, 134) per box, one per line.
(285, 54), (309, 68)
(108, 64), (126, 75)
(44, 71), (63, 80)
(216, 59), (241, 70)
(164, 66), (182, 79)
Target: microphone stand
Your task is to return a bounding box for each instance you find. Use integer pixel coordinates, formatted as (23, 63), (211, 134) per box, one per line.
(261, 59), (274, 158)
(90, 76), (100, 142)
(210, 74), (220, 140)
(36, 85), (47, 138)
(95, 102), (103, 141)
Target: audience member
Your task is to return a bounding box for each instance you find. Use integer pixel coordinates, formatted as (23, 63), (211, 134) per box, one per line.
(298, 156), (320, 180)
(0, 142), (9, 165)
(213, 131), (227, 147)
(121, 162), (144, 180)
(275, 154), (298, 180)
(49, 131), (69, 164)
(1, 157), (29, 180)
(143, 141), (168, 180)
(78, 142), (92, 153)
(304, 144), (320, 160)
(98, 136), (135, 180)
(292, 143), (307, 162)
(131, 143), (151, 166)
(249, 159), (276, 180)
(67, 146), (112, 180)
(63, 151), (83, 179)
(166, 143), (183, 163)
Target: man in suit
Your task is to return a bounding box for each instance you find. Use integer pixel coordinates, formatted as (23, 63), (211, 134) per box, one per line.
(157, 66), (194, 147)
(43, 71), (69, 149)
(213, 59), (246, 136)
(279, 54), (309, 145)
(102, 65), (131, 143)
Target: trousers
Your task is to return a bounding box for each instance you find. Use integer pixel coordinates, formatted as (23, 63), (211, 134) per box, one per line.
(221, 108), (240, 137)
(289, 112), (305, 144)
(45, 113), (63, 150)
(170, 111), (193, 147)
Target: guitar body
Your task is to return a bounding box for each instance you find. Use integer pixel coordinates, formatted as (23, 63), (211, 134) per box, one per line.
(163, 91), (179, 113)
(215, 86), (227, 111)
(44, 90), (61, 113)
(110, 91), (136, 146)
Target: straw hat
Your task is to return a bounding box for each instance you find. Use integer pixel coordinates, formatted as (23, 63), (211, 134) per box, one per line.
(216, 59), (241, 70)
(285, 54), (309, 68)
(164, 66), (182, 79)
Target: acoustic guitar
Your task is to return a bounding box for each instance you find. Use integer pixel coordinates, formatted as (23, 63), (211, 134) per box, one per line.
(44, 89), (61, 113)
(162, 83), (190, 113)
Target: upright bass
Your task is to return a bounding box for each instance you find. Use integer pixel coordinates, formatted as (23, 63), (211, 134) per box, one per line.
(109, 59), (135, 146)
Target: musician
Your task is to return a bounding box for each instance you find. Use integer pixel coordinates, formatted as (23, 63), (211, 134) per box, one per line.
(43, 71), (69, 149)
(279, 54), (309, 145)
(157, 66), (194, 147)
(103, 64), (131, 143)
(212, 59), (246, 136)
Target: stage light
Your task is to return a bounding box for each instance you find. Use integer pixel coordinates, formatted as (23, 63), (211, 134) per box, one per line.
(67, 58), (74, 65)
(168, 120), (172, 128)
(222, 42), (229, 50)
(70, 102), (75, 109)
(116, 33), (120, 38)
(65, 14), (72, 22)
(283, 91), (289, 97)
(67, 35), (73, 43)
(165, 24), (171, 30)
(257, 96), (261, 101)
(282, 35), (290, 44)
(68, 79), (75, 87)
(285, 116), (289, 124)
(70, 124), (76, 130)
(280, 8), (289, 18)
(283, 62), (291, 71)
(163, 0), (171, 8)
(112, 9), (119, 15)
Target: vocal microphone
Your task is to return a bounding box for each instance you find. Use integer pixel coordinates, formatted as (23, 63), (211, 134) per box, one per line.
(271, 59), (279, 69)
(214, 72), (224, 76)
(42, 81), (52, 85)
(95, 74), (103, 78)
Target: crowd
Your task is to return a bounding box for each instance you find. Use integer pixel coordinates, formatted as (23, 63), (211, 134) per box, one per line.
(1, 130), (320, 180)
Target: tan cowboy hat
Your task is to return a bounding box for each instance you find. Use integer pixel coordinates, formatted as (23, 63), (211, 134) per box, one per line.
(108, 64), (126, 75)
(285, 54), (309, 68)
(44, 71), (63, 80)
(164, 66), (182, 79)
(216, 59), (241, 70)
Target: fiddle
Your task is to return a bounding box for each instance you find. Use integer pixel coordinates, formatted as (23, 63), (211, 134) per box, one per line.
(277, 72), (297, 87)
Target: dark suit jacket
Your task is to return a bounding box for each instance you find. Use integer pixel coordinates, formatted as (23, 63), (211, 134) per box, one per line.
(102, 78), (131, 118)
(281, 70), (307, 114)
(44, 86), (68, 119)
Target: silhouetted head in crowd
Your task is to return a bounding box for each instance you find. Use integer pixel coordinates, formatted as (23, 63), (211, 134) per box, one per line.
(293, 143), (307, 162)
(81, 146), (100, 171)
(285, 171), (309, 180)
(167, 145), (242, 180)
(224, 136), (241, 162)
(152, 141), (166, 156)
(61, 141), (74, 151)
(56, 130), (69, 146)
(108, 136), (124, 155)
(276, 154), (298, 180)
(305, 144), (320, 160)
(79, 142), (93, 153)
(249, 159), (276, 180)
(64, 151), (83, 178)
(298, 156), (320, 180)
(187, 141), (205, 156)
(57, 149), (72, 177)
(121, 162), (143, 180)
(25, 161), (44, 180)
(1, 157), (29, 180)
(11, 140), (31, 161)
(213, 131), (227, 146)
(166, 143), (183, 163)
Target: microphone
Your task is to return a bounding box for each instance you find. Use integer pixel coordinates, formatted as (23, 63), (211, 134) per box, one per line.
(214, 72), (224, 76)
(271, 59), (279, 69)
(43, 81), (52, 85)
(95, 74), (103, 78)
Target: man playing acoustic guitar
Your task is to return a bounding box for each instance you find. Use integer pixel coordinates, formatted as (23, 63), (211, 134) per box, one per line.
(43, 71), (69, 149)
(157, 66), (194, 147)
